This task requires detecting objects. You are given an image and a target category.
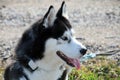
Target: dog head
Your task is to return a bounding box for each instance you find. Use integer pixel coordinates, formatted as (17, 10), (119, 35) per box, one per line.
(44, 2), (87, 69)
(16, 1), (87, 69)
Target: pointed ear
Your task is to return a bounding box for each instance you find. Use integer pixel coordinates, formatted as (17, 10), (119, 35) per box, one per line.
(43, 6), (56, 28)
(56, 1), (69, 19)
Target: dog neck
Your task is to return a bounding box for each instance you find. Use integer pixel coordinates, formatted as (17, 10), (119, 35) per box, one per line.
(24, 59), (70, 80)
(23, 51), (72, 80)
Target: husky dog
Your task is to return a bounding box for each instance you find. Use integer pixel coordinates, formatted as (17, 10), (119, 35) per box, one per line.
(4, 1), (87, 80)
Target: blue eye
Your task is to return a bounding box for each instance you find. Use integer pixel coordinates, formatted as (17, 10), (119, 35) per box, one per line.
(61, 36), (68, 40)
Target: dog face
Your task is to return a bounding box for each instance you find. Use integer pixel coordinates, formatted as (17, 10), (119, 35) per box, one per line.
(16, 2), (87, 69)
(41, 2), (87, 69)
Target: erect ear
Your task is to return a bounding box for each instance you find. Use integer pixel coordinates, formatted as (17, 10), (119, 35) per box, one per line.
(56, 1), (69, 19)
(43, 6), (56, 28)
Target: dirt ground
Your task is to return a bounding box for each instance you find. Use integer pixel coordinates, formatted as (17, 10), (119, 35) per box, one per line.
(0, 0), (120, 65)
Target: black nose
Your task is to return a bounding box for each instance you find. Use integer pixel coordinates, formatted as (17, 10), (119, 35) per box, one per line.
(80, 49), (87, 55)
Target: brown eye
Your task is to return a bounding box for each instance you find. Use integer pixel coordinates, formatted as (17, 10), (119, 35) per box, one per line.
(61, 36), (68, 40)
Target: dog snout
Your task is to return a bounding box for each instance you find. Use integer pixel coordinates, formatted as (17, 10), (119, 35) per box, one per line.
(80, 48), (87, 55)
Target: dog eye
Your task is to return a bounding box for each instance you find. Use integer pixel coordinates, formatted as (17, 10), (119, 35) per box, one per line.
(61, 36), (68, 40)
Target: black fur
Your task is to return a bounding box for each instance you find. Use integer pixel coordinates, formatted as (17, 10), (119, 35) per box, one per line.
(4, 2), (72, 80)
(4, 62), (29, 80)
(58, 69), (68, 80)
(16, 15), (71, 62)
(4, 13), (72, 80)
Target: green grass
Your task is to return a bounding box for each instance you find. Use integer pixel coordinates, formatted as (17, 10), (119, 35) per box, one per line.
(0, 67), (4, 80)
(69, 57), (120, 80)
(0, 57), (120, 80)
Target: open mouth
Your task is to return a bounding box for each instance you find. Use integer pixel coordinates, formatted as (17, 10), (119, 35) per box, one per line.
(56, 51), (80, 70)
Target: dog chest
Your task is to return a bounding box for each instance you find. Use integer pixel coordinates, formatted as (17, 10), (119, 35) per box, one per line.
(24, 67), (67, 80)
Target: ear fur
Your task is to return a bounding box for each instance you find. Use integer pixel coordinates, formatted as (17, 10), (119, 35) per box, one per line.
(43, 6), (56, 28)
(57, 1), (69, 19)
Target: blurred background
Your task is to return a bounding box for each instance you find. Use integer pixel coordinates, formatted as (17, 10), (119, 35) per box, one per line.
(0, 0), (120, 80)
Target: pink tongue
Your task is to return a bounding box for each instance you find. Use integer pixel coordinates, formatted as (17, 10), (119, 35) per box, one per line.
(71, 59), (80, 70)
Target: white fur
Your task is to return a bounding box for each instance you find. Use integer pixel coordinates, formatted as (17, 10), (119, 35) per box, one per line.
(24, 38), (68, 80)
(57, 30), (86, 58)
(62, 3), (69, 19)
(24, 67), (63, 80)
(43, 7), (56, 28)
(24, 29), (86, 80)
(4, 2), (86, 80)
(22, 3), (86, 80)
(19, 77), (27, 80)
(24, 60), (69, 80)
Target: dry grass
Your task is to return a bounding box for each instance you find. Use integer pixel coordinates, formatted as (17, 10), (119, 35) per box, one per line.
(0, 0), (120, 80)
(69, 57), (120, 80)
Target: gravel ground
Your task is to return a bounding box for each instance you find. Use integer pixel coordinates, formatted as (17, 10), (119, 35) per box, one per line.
(0, 0), (120, 66)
